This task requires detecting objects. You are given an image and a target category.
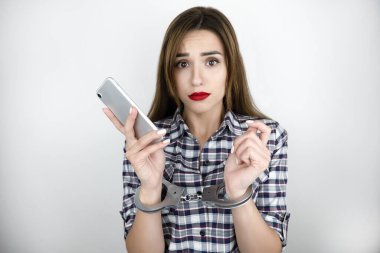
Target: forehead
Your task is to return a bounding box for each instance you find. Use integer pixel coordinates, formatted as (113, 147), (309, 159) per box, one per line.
(178, 29), (224, 54)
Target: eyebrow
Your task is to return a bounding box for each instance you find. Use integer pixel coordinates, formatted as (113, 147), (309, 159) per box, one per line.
(176, 50), (222, 57)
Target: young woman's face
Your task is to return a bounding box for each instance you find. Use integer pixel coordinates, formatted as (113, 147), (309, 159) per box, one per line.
(174, 29), (227, 115)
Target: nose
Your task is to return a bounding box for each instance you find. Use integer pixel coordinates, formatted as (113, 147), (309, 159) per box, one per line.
(191, 63), (202, 86)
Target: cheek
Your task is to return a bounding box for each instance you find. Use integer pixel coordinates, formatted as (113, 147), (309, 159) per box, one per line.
(173, 76), (187, 100)
(214, 68), (227, 90)
(174, 69), (191, 82)
(174, 72), (189, 90)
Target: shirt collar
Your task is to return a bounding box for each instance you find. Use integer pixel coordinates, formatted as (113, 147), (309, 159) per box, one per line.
(170, 107), (246, 139)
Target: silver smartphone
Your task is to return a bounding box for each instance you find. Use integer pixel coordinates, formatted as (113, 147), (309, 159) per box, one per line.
(96, 77), (160, 140)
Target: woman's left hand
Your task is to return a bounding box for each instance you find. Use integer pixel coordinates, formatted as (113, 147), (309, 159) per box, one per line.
(224, 121), (272, 199)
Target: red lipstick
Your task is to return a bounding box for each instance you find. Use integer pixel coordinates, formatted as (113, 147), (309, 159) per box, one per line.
(188, 92), (210, 101)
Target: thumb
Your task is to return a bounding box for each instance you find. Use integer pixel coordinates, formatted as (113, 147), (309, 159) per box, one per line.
(226, 152), (239, 171)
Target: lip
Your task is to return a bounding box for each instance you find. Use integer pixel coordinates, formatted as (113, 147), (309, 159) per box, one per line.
(188, 92), (211, 101)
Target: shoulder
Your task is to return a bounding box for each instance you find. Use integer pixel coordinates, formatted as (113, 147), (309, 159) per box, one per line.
(153, 116), (174, 130)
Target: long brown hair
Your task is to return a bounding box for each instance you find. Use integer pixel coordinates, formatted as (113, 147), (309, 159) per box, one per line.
(148, 6), (270, 121)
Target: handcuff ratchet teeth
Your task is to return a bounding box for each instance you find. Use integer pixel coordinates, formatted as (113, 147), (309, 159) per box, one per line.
(135, 179), (253, 213)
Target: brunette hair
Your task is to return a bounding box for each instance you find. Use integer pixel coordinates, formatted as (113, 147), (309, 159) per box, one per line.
(148, 6), (270, 121)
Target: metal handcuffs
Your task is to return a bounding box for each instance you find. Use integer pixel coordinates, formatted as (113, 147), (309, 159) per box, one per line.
(134, 179), (253, 213)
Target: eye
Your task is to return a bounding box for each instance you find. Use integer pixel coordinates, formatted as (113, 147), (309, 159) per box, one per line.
(206, 59), (219, 67)
(176, 61), (189, 69)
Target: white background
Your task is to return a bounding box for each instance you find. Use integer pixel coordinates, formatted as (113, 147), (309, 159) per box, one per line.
(1, 0), (379, 252)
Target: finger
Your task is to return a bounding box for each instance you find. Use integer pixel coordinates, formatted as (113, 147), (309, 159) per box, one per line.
(233, 122), (258, 149)
(103, 108), (125, 134)
(239, 146), (267, 166)
(124, 107), (138, 144)
(245, 120), (258, 134)
(239, 146), (255, 165)
(234, 138), (269, 162)
(233, 128), (264, 152)
(127, 128), (167, 155)
(247, 121), (272, 145)
(225, 153), (246, 170)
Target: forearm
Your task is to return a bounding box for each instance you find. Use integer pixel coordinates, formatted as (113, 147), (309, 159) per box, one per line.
(232, 200), (282, 253)
(125, 210), (165, 252)
(125, 187), (165, 253)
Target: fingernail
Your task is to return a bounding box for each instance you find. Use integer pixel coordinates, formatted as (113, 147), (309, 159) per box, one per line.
(231, 145), (234, 154)
(162, 139), (170, 144)
(129, 107), (132, 114)
(246, 120), (254, 125)
(157, 129), (166, 135)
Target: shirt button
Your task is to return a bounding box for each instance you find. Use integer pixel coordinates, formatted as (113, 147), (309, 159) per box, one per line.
(200, 230), (206, 236)
(204, 160), (209, 166)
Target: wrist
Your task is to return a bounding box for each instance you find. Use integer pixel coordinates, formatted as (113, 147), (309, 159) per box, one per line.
(139, 184), (163, 205)
(225, 184), (248, 200)
(226, 190), (246, 200)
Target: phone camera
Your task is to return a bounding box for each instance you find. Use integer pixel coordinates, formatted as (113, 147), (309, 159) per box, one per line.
(97, 93), (102, 99)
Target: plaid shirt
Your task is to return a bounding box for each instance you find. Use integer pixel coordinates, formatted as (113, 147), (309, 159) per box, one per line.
(120, 107), (290, 252)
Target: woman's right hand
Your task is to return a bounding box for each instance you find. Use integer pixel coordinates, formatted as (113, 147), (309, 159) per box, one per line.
(103, 107), (170, 204)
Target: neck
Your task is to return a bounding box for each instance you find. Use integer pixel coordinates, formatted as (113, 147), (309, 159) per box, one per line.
(182, 104), (225, 146)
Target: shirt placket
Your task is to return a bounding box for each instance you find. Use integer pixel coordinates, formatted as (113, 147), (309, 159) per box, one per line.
(198, 142), (211, 249)
(185, 133), (209, 248)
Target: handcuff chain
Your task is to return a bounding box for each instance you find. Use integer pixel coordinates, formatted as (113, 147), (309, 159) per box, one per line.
(180, 193), (202, 202)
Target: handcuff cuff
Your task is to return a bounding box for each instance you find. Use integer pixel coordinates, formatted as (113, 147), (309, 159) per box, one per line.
(135, 179), (253, 213)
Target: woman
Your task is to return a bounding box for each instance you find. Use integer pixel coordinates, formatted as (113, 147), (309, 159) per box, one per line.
(104, 6), (290, 252)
